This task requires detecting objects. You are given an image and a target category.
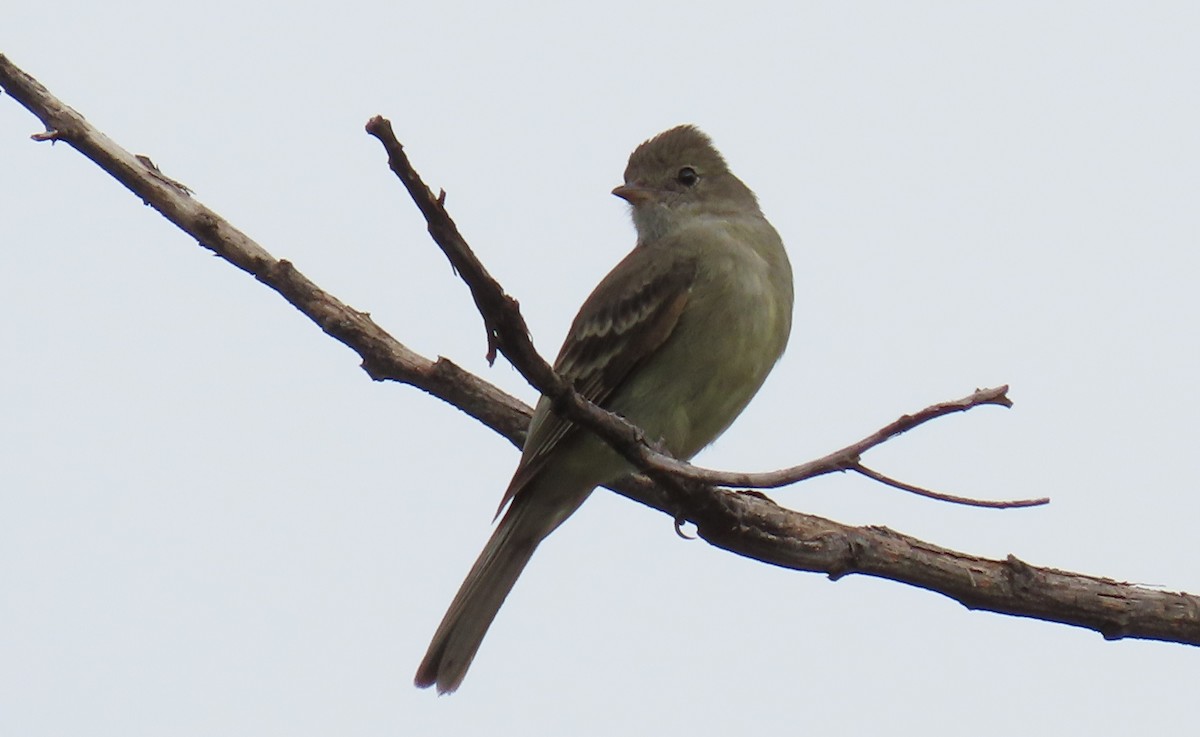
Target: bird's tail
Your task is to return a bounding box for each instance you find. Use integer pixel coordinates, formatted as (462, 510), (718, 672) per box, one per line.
(414, 495), (572, 694)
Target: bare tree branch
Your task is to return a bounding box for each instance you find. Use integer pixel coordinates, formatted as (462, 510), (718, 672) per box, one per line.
(3, 52), (1197, 648)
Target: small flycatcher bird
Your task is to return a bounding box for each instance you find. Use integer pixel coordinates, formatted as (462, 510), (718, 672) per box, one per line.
(415, 125), (793, 693)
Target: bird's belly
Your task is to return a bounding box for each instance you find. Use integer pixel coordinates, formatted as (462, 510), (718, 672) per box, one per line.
(611, 278), (785, 459)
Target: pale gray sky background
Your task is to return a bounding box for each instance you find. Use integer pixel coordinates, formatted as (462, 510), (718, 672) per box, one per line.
(3, 3), (1198, 735)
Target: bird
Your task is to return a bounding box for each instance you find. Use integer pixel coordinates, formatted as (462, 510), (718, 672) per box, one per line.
(415, 125), (794, 693)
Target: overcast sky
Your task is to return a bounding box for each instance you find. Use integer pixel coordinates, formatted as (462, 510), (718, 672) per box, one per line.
(3, 3), (1198, 735)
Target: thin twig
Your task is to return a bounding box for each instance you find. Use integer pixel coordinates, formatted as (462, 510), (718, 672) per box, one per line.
(853, 463), (1048, 508)
(364, 116), (520, 367)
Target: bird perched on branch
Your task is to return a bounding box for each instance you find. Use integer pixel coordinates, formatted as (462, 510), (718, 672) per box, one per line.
(415, 125), (794, 693)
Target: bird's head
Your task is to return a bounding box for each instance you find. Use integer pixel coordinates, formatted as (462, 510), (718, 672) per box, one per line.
(613, 125), (760, 242)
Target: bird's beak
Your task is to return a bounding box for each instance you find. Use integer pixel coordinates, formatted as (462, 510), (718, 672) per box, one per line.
(611, 183), (656, 205)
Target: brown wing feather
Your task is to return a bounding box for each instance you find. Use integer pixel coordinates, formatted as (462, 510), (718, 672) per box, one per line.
(498, 248), (697, 510)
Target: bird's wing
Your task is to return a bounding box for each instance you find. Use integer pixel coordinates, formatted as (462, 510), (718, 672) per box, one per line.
(498, 246), (697, 511)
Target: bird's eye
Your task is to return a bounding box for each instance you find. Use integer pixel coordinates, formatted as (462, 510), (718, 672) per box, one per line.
(676, 166), (699, 187)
